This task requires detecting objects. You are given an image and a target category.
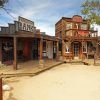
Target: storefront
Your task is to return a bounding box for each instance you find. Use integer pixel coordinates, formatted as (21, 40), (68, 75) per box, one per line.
(0, 16), (58, 69)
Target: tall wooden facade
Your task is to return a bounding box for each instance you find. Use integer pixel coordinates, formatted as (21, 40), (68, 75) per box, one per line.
(0, 16), (58, 69)
(55, 15), (99, 61)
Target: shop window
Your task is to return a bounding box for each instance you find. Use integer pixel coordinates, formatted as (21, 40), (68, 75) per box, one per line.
(43, 40), (46, 51)
(2, 42), (13, 62)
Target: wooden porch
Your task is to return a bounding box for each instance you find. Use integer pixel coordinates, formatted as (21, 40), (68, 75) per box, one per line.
(0, 60), (62, 75)
(0, 33), (58, 70)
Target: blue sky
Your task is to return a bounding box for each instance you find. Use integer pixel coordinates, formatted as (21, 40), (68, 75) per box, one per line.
(0, 0), (100, 36)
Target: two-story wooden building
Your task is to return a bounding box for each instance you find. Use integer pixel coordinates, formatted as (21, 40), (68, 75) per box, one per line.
(55, 15), (99, 61)
(0, 16), (58, 69)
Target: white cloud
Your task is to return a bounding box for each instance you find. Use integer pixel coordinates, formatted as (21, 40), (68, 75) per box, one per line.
(36, 23), (55, 36)
(0, 0), (86, 35)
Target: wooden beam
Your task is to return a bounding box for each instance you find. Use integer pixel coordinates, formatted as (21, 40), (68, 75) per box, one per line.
(13, 37), (17, 70)
(0, 78), (2, 100)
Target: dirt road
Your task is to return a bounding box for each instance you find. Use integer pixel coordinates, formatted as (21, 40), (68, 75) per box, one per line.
(4, 64), (100, 100)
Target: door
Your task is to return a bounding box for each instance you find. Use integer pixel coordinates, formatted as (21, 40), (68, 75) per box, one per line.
(32, 39), (38, 59)
(74, 42), (80, 59)
(23, 40), (31, 60)
(47, 41), (53, 59)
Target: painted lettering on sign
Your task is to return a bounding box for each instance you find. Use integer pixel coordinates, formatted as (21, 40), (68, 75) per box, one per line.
(18, 16), (35, 32)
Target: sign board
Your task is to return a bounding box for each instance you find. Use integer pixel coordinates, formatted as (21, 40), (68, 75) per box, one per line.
(78, 31), (89, 36)
(18, 16), (35, 32)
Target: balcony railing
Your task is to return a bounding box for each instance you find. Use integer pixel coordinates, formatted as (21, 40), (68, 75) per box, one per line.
(64, 29), (98, 38)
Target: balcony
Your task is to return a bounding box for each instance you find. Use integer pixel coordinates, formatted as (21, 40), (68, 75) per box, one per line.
(88, 31), (98, 37)
(66, 23), (89, 31)
(63, 29), (98, 40)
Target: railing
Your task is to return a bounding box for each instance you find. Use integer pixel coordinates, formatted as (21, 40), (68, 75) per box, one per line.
(89, 31), (98, 37)
(64, 30), (98, 38)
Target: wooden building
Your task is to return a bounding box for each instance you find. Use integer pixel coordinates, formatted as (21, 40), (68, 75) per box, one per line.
(0, 16), (58, 69)
(55, 15), (99, 61)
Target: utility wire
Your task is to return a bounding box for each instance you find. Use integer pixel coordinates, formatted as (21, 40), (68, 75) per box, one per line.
(0, 0), (26, 20)
(2, 7), (17, 20)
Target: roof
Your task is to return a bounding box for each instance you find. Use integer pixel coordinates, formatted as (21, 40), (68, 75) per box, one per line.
(55, 15), (88, 25)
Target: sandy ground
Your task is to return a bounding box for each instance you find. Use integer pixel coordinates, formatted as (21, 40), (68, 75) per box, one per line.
(0, 60), (61, 74)
(3, 64), (100, 100)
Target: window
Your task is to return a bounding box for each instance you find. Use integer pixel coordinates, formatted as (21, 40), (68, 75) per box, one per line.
(66, 30), (72, 36)
(43, 40), (46, 51)
(59, 31), (62, 38)
(81, 24), (87, 30)
(73, 23), (78, 29)
(2, 41), (13, 62)
(66, 23), (72, 29)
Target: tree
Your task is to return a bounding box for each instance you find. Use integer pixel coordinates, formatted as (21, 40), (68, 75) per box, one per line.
(0, 0), (8, 7)
(81, 0), (100, 25)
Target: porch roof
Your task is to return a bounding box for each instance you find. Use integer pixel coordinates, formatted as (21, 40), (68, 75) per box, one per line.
(0, 31), (57, 41)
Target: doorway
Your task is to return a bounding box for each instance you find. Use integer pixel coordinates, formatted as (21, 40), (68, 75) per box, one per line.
(73, 42), (80, 59)
(32, 39), (39, 59)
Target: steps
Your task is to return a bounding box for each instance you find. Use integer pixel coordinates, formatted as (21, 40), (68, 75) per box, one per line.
(64, 60), (84, 65)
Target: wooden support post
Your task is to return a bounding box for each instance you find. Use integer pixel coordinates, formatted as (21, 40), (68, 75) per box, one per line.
(56, 41), (59, 61)
(96, 40), (98, 59)
(69, 40), (71, 62)
(0, 41), (2, 64)
(39, 38), (43, 60)
(62, 40), (65, 61)
(0, 78), (2, 100)
(94, 52), (96, 65)
(46, 40), (48, 54)
(13, 37), (17, 70)
(39, 38), (44, 68)
(82, 40), (84, 61)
